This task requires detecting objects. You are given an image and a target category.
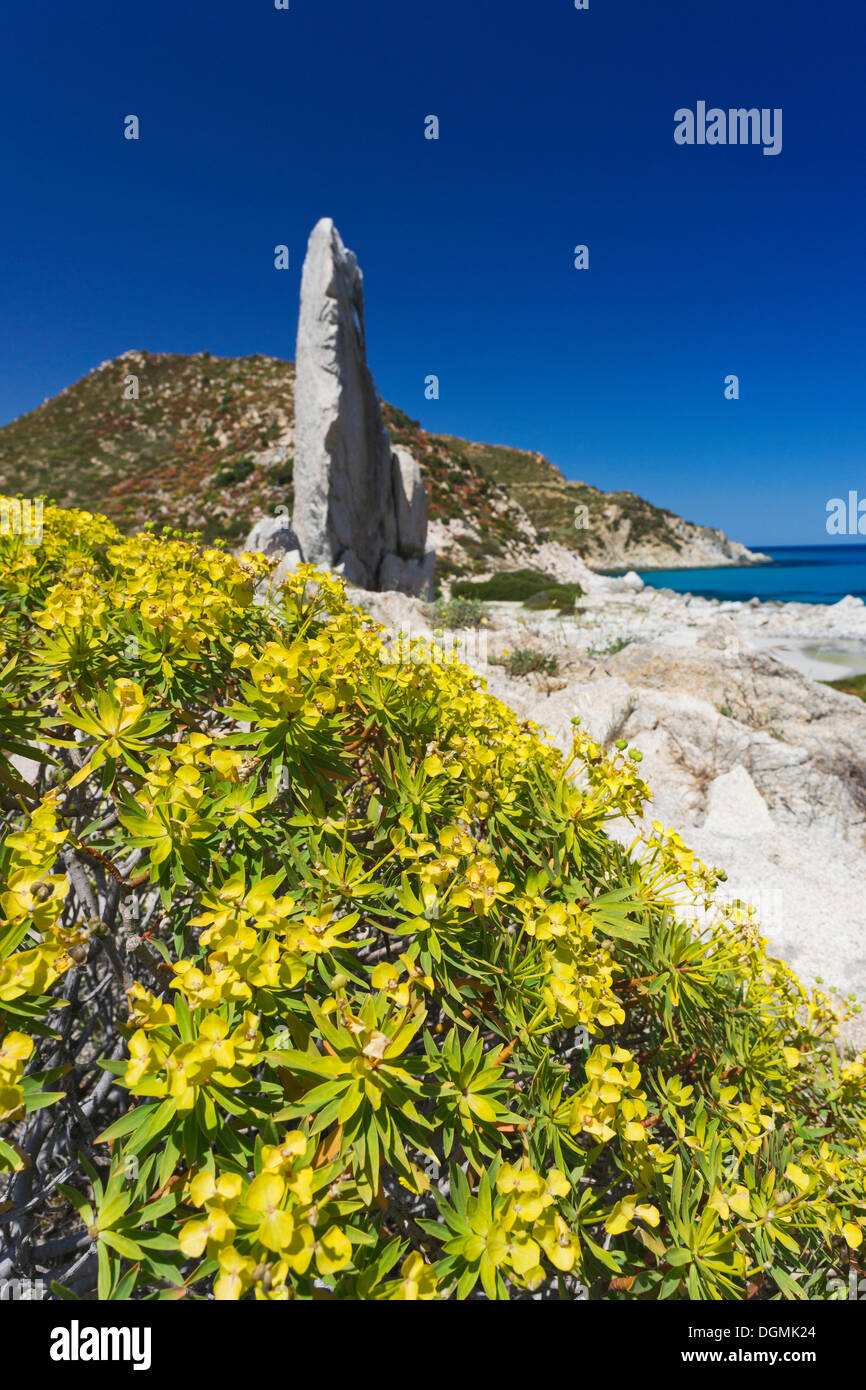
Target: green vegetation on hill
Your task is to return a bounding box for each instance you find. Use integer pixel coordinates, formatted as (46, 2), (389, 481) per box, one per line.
(451, 569), (563, 602)
(0, 351), (296, 545)
(440, 437), (686, 562)
(496, 648), (560, 677)
(522, 583), (584, 612)
(0, 350), (720, 576)
(381, 407), (528, 563)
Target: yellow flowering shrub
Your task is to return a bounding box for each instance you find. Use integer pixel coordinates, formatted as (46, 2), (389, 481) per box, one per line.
(1, 498), (864, 1301)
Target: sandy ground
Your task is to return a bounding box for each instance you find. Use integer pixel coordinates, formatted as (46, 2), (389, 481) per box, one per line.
(758, 639), (866, 682)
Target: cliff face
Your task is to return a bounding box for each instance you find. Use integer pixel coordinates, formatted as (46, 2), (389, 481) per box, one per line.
(0, 350), (765, 573)
(418, 436), (768, 575)
(587, 510), (768, 571)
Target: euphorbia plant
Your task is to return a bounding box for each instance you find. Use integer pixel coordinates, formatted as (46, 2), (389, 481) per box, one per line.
(0, 498), (863, 1301)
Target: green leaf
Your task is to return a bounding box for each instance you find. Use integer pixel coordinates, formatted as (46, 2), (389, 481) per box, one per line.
(23, 1090), (66, 1113)
(56, 1183), (94, 1228)
(95, 1103), (156, 1144)
(664, 1247), (693, 1267)
(97, 1239), (112, 1300)
(101, 1230), (146, 1260)
(50, 1281), (80, 1301)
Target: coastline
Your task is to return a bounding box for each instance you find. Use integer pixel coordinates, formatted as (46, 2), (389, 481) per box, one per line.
(595, 543), (866, 607)
(596, 556), (774, 576)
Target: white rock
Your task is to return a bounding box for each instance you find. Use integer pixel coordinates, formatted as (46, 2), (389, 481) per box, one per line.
(531, 678), (635, 750)
(702, 765), (774, 837)
(292, 218), (431, 596)
(347, 581), (866, 1042)
(11, 754), (40, 784)
(392, 447), (429, 555)
(244, 513), (302, 559)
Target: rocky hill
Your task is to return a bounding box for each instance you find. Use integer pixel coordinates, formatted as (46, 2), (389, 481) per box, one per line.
(0, 351), (296, 548)
(0, 349), (766, 574)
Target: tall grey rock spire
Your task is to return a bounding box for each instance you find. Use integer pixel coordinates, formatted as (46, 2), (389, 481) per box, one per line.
(290, 218), (434, 596)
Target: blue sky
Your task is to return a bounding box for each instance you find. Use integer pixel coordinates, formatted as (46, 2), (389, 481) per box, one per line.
(1, 0), (864, 546)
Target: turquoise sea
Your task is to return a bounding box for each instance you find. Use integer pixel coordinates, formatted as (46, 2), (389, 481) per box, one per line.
(620, 545), (866, 606)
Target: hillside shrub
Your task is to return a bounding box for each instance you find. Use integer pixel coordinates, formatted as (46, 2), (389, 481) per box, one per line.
(495, 649), (560, 678)
(214, 459), (255, 488)
(451, 570), (562, 603)
(589, 636), (635, 658)
(269, 457), (294, 488)
(523, 583), (584, 613)
(0, 500), (864, 1302)
(427, 596), (486, 630)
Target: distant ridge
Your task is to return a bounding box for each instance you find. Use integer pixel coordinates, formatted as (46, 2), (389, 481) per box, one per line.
(0, 350), (766, 574)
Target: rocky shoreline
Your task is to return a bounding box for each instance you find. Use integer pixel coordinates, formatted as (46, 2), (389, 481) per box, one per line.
(348, 562), (866, 1046)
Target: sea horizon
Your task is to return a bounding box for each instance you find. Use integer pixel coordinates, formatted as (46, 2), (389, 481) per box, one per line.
(603, 543), (866, 606)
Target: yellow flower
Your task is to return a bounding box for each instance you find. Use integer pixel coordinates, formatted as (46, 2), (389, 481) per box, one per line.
(163, 1042), (213, 1111)
(785, 1162), (810, 1195)
(388, 1252), (438, 1300)
(535, 1211), (580, 1272)
(213, 1246), (255, 1300)
(126, 983), (176, 1030)
(187, 1170), (243, 1210)
(604, 1196), (660, 1236)
(261, 1131), (308, 1171)
(124, 1029), (168, 1093)
(707, 1185), (751, 1220)
(0, 1031), (34, 1077)
(253, 1259), (291, 1301)
(0, 945), (65, 1003)
(451, 856), (513, 915)
(246, 1173), (296, 1253)
(497, 1164), (548, 1223)
(178, 1205), (236, 1258)
(314, 1224), (352, 1276)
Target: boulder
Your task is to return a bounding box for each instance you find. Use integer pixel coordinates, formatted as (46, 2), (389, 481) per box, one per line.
(244, 513), (302, 559)
(702, 764), (774, 838)
(269, 550), (303, 588)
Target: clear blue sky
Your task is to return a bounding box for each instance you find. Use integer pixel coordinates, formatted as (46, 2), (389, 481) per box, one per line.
(1, 0), (864, 546)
